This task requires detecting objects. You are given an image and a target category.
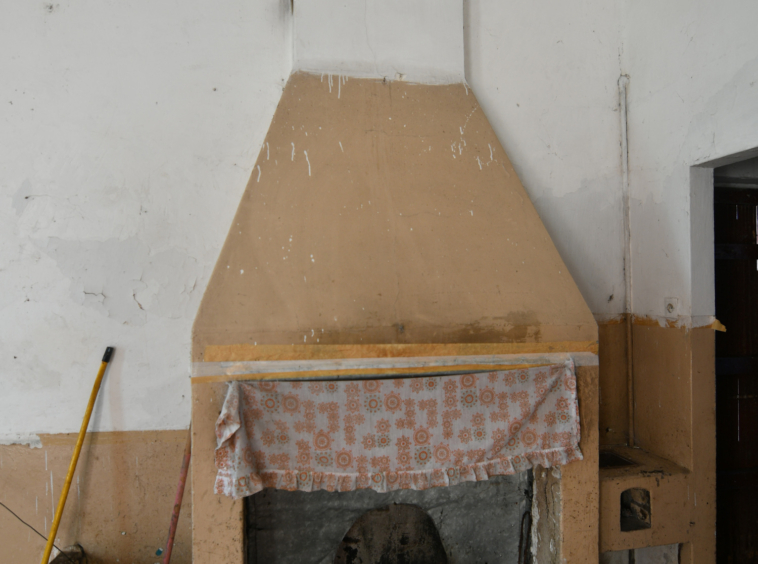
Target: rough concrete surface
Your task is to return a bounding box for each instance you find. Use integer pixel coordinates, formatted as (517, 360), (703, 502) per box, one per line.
(601, 544), (679, 564)
(246, 472), (531, 564)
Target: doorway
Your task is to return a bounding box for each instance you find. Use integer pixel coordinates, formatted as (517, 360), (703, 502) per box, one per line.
(714, 156), (758, 563)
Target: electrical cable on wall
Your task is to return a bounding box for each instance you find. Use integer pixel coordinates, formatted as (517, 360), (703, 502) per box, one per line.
(0, 501), (76, 564)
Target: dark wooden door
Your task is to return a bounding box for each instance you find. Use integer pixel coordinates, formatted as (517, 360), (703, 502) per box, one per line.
(715, 186), (758, 563)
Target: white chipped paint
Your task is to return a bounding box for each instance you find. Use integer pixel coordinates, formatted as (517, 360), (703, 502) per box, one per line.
(291, 142), (296, 161)
(0, 434), (42, 448)
(304, 150), (311, 176)
(256, 166), (261, 182)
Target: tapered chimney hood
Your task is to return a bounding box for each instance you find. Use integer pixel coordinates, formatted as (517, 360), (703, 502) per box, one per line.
(192, 1), (597, 360)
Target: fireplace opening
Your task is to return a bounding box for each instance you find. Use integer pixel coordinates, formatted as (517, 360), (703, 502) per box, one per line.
(334, 503), (447, 564)
(245, 472), (531, 563)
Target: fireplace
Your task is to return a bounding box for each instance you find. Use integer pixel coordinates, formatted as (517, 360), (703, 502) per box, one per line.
(189, 3), (599, 562)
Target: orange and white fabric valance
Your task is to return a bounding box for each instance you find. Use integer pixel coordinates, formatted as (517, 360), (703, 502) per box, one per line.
(214, 360), (581, 499)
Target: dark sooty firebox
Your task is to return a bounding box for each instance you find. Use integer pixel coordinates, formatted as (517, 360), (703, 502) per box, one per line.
(245, 472), (531, 564)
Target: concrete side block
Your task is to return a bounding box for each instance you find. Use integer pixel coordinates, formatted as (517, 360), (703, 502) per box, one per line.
(600, 549), (630, 564)
(634, 543), (680, 564)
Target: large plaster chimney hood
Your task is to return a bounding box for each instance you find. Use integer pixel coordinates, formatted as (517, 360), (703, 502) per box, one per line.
(190, 3), (599, 563)
(193, 68), (596, 351)
(192, 0), (596, 355)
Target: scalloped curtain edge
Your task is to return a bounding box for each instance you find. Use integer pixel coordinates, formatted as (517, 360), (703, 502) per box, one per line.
(215, 445), (582, 499)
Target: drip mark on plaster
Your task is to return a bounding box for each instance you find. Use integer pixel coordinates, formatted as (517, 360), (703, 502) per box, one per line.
(339, 142), (344, 153)
(266, 142), (269, 160)
(45, 451), (48, 471)
(257, 166), (261, 182)
(488, 144), (494, 161)
(51, 472), (54, 517)
(476, 157), (483, 170)
(463, 83), (468, 95)
(304, 151), (311, 176)
(291, 143), (295, 161)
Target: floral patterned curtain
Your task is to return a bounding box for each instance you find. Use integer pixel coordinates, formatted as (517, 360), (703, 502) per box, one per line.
(215, 360), (581, 499)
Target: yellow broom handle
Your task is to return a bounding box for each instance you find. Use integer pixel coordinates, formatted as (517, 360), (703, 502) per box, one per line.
(40, 347), (113, 564)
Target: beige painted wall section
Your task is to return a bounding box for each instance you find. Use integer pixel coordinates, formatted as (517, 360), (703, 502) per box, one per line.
(598, 319), (630, 446)
(633, 325), (694, 470)
(0, 431), (191, 564)
(191, 381), (244, 564)
(193, 72), (597, 360)
(562, 365), (600, 561)
(598, 325), (715, 562)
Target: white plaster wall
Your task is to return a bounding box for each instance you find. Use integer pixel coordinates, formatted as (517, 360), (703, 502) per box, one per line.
(623, 0), (758, 318)
(464, 0), (627, 316)
(294, 0), (464, 84)
(5, 0), (757, 434)
(0, 0), (292, 434)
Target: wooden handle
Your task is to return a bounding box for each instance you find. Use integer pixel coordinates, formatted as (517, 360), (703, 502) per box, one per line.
(40, 347), (113, 564)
